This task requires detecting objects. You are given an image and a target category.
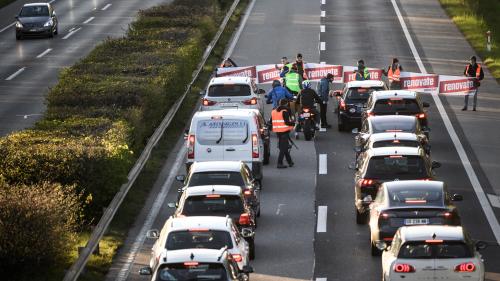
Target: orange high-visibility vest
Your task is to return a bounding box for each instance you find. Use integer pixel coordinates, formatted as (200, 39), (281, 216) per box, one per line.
(388, 65), (401, 82)
(466, 64), (481, 78)
(271, 109), (293, 133)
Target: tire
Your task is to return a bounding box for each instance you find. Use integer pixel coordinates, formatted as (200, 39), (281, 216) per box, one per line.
(257, 206), (261, 217)
(303, 120), (312, 141)
(371, 241), (382, 256)
(337, 115), (345, 131)
(54, 26), (58, 35)
(248, 239), (255, 260)
(356, 208), (367, 224)
(263, 143), (270, 165)
(16, 33), (22, 40)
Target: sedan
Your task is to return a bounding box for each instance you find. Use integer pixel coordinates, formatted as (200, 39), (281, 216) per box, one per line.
(15, 3), (58, 39)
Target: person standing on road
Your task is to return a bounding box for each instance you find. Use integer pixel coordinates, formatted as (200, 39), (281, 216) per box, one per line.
(297, 80), (322, 131)
(462, 56), (484, 111)
(383, 58), (403, 90)
(318, 73), (334, 128)
(271, 99), (295, 169)
(294, 53), (309, 80)
(354, 59), (370, 81)
(266, 80), (294, 108)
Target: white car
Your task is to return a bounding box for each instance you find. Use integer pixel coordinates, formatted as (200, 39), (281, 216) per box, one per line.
(200, 76), (265, 112)
(356, 132), (430, 156)
(146, 216), (250, 271)
(379, 225), (487, 281)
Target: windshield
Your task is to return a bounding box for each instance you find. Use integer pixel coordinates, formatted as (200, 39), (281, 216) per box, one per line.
(156, 263), (228, 281)
(166, 230), (233, 250)
(398, 241), (472, 259)
(188, 172), (244, 187)
(196, 119), (249, 145)
(388, 188), (444, 207)
(208, 84), (251, 97)
(373, 98), (421, 114)
(372, 140), (420, 148)
(365, 155), (429, 180)
(371, 119), (416, 133)
(20, 6), (49, 17)
(346, 87), (384, 101)
(182, 195), (245, 216)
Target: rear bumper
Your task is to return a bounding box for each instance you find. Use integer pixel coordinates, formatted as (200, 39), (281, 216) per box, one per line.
(339, 112), (362, 126)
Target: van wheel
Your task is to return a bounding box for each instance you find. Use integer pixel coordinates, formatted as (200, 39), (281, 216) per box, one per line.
(263, 144), (270, 165)
(248, 239), (255, 260)
(356, 208), (367, 224)
(371, 240), (381, 256)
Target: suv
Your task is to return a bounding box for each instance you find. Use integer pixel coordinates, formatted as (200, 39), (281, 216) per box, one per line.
(334, 80), (387, 131)
(363, 90), (430, 136)
(200, 77), (265, 112)
(172, 185), (256, 259)
(139, 248), (253, 281)
(176, 161), (261, 216)
(146, 216), (252, 271)
(352, 147), (441, 224)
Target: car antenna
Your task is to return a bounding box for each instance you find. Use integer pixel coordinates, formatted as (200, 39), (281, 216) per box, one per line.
(432, 233), (437, 239)
(190, 252), (195, 260)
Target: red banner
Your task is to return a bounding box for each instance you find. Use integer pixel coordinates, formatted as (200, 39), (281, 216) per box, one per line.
(216, 66), (256, 78)
(256, 65), (281, 84)
(305, 64), (343, 82)
(343, 69), (383, 83)
(439, 77), (476, 94)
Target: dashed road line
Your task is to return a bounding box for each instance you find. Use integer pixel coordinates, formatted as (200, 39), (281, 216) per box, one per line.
(487, 194), (500, 208)
(101, 3), (112, 11)
(36, 48), (52, 58)
(0, 22), (15, 33)
(317, 206), (327, 233)
(5, 67), (26, 81)
(320, 42), (326, 51)
(321, 10), (326, 17)
(319, 154), (327, 174)
(321, 0), (326, 4)
(83, 17), (95, 24)
(316, 278), (327, 281)
(320, 25), (325, 32)
(62, 27), (81, 39)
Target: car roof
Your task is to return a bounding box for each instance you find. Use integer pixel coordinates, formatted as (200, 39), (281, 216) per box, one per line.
(162, 248), (228, 264)
(346, 80), (385, 88)
(167, 216), (231, 232)
(193, 109), (259, 119)
(210, 76), (252, 85)
(400, 225), (465, 242)
(368, 115), (417, 124)
(372, 90), (417, 100)
(368, 146), (423, 157)
(384, 180), (444, 191)
(185, 185), (242, 196)
(368, 132), (419, 142)
(23, 2), (50, 7)
(190, 161), (244, 173)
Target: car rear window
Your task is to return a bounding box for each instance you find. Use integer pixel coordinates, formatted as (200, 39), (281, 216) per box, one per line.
(365, 155), (429, 180)
(196, 119), (249, 145)
(371, 119), (416, 133)
(398, 241), (472, 259)
(372, 140), (420, 148)
(388, 188), (444, 207)
(156, 263), (229, 281)
(208, 84), (251, 97)
(188, 172), (245, 187)
(373, 98), (421, 113)
(166, 230), (233, 250)
(346, 87), (384, 100)
(20, 6), (49, 17)
(182, 195), (245, 216)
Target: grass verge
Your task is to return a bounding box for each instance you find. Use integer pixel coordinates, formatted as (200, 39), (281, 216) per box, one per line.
(439, 0), (500, 80)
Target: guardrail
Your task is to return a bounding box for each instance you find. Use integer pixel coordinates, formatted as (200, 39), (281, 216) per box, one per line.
(62, 1), (241, 280)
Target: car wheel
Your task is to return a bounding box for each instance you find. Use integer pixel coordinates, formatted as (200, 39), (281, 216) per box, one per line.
(48, 30), (54, 38)
(257, 206), (261, 217)
(263, 143), (270, 165)
(16, 33), (22, 40)
(371, 241), (382, 256)
(337, 116), (345, 131)
(248, 239), (255, 260)
(356, 208), (367, 224)
(54, 26), (58, 35)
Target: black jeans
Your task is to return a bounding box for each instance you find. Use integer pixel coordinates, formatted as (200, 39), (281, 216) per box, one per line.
(319, 102), (328, 126)
(277, 132), (293, 165)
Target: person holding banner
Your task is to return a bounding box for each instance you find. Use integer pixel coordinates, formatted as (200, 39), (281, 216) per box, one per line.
(462, 56), (484, 111)
(383, 58), (403, 90)
(354, 59), (370, 81)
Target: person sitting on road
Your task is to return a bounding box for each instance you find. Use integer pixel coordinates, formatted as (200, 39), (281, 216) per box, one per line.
(354, 59), (370, 81)
(296, 80), (321, 130)
(266, 80), (294, 109)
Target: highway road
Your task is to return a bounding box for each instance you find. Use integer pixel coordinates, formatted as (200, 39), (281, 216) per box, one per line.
(0, 0), (170, 136)
(1, 0), (498, 280)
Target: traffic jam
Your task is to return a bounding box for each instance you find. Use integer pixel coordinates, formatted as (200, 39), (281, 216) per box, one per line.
(137, 65), (489, 281)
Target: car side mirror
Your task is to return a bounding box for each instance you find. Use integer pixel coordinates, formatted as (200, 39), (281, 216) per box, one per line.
(183, 129), (189, 140)
(431, 161), (441, 169)
(363, 195), (373, 204)
(351, 128), (359, 134)
(422, 102), (430, 108)
(146, 229), (159, 239)
(52, 11), (56, 16)
(375, 241), (388, 251)
(348, 162), (357, 170)
(475, 241), (488, 250)
(176, 175), (186, 182)
(167, 202), (177, 208)
(334, 90), (342, 97)
(199, 90), (206, 96)
(139, 267), (153, 275)
(258, 89), (265, 95)
(242, 265), (254, 274)
(451, 193), (463, 201)
(354, 146), (362, 153)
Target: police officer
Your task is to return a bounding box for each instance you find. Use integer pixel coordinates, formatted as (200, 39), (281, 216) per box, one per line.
(462, 56), (484, 111)
(271, 99), (295, 169)
(384, 58), (403, 90)
(354, 59), (370, 81)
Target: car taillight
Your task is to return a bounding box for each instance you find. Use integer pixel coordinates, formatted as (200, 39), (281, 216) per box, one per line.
(367, 112), (375, 117)
(239, 213), (250, 225)
(418, 178), (432, 181)
(252, 133), (259, 158)
(416, 113), (426, 119)
(187, 135), (195, 159)
(243, 97), (258, 105)
(202, 98), (217, 106)
(303, 108), (310, 113)
(359, 178), (375, 187)
(393, 263), (415, 273)
(184, 262), (199, 267)
(243, 189), (252, 197)
(231, 254), (243, 262)
(438, 211), (452, 219)
(340, 100), (346, 111)
(455, 262), (476, 272)
(380, 212), (395, 219)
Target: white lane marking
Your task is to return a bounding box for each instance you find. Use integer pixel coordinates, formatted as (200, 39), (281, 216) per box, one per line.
(62, 27), (81, 39)
(321, 10), (326, 17)
(317, 206), (327, 232)
(0, 22), (15, 33)
(391, 0), (500, 244)
(319, 154), (327, 174)
(115, 147), (186, 281)
(101, 3), (112, 11)
(321, 0), (326, 4)
(320, 25), (325, 32)
(320, 61), (326, 64)
(68, 27), (75, 32)
(225, 0), (255, 57)
(488, 194), (500, 208)
(36, 48), (52, 58)
(320, 42), (326, 51)
(276, 203), (285, 215)
(83, 17), (95, 24)
(5, 67), (26, 80)
(316, 278), (327, 281)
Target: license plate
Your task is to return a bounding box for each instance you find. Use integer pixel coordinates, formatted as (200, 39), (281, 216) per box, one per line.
(30, 28), (38, 32)
(404, 218), (429, 225)
(221, 103), (239, 107)
(301, 113), (311, 118)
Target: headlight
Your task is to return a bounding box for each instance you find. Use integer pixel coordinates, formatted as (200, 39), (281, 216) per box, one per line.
(15, 21), (23, 28)
(43, 19), (53, 27)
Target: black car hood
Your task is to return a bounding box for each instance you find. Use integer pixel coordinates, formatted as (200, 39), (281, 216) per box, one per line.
(18, 16), (49, 24)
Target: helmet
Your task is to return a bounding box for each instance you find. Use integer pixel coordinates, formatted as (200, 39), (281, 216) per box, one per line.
(302, 80), (311, 89)
(272, 80), (281, 88)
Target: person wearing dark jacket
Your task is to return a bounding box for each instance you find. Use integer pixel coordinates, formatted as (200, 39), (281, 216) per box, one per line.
(266, 80), (294, 108)
(270, 99), (295, 168)
(462, 56), (484, 111)
(318, 73), (334, 128)
(296, 80), (321, 131)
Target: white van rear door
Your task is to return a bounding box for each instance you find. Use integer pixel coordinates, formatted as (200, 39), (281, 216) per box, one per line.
(221, 119), (251, 162)
(195, 119), (226, 162)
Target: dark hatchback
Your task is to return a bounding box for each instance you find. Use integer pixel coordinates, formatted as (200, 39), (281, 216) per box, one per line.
(15, 3), (58, 39)
(368, 180), (462, 255)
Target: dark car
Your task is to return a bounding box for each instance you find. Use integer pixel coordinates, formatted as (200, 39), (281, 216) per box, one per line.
(335, 80), (387, 131)
(15, 3), (58, 39)
(351, 146), (441, 224)
(363, 90), (430, 137)
(368, 180), (463, 256)
(176, 161), (261, 217)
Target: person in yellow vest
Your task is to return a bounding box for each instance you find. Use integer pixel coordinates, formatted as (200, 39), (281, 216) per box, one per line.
(270, 99), (296, 168)
(384, 58), (403, 90)
(354, 59), (370, 81)
(284, 65), (302, 115)
(462, 56), (484, 111)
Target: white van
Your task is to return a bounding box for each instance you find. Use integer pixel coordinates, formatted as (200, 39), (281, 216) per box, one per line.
(186, 109), (270, 183)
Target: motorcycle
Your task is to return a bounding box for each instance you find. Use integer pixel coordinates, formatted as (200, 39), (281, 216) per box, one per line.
(297, 106), (317, 141)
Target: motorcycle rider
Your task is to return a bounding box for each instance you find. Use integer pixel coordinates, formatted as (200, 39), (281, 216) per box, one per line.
(266, 80), (294, 108)
(296, 80), (321, 132)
